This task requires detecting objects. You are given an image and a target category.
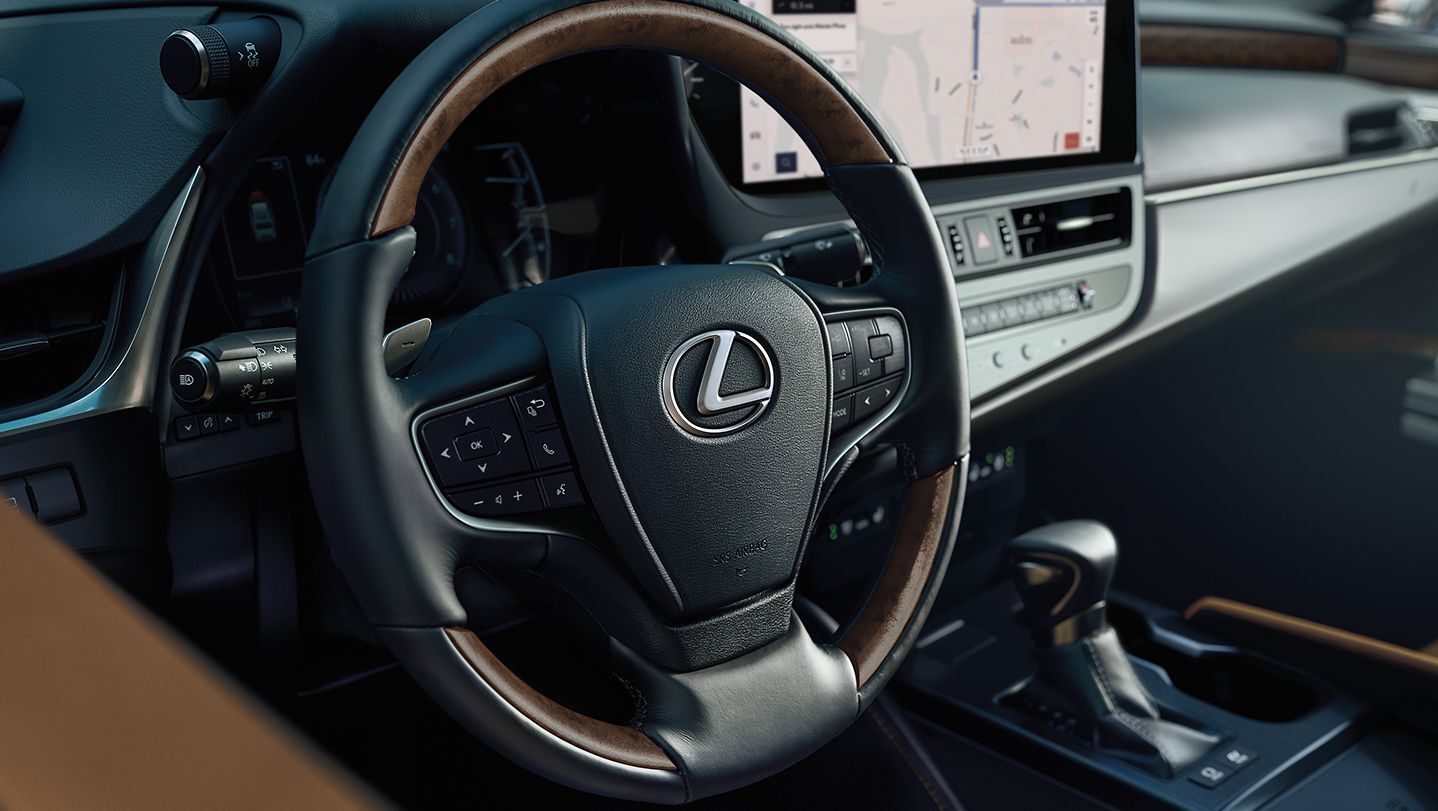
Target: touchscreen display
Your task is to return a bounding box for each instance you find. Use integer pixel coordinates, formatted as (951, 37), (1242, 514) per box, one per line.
(739, 0), (1106, 184)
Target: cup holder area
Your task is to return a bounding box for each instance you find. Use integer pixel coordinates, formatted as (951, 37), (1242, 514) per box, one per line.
(1109, 604), (1321, 723)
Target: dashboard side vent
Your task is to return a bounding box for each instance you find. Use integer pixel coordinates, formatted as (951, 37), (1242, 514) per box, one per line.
(1348, 103), (1438, 156)
(0, 259), (120, 413)
(1010, 189), (1130, 260)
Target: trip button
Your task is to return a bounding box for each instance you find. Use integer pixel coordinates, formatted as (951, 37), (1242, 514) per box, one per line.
(454, 479), (542, 517)
(541, 471), (584, 508)
(513, 385), (557, 429)
(454, 428), (497, 461)
(853, 380), (899, 421)
(527, 427), (571, 468)
(247, 408), (280, 426)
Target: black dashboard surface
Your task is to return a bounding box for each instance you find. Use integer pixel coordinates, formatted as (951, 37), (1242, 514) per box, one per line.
(0, 7), (219, 277)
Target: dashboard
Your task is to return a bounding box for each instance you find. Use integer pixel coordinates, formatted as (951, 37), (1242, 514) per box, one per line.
(5, 0), (1438, 604)
(186, 0), (1144, 409)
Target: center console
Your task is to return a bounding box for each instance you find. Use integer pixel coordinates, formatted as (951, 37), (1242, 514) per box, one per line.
(900, 521), (1380, 811)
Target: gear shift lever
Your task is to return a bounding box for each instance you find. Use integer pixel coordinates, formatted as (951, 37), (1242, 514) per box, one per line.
(1007, 519), (1116, 646)
(1004, 521), (1218, 778)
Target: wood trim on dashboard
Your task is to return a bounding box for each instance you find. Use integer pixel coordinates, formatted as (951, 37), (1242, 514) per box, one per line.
(1346, 40), (1438, 91)
(1140, 24), (1343, 72)
(838, 466), (955, 687)
(443, 627), (677, 771)
(372, 0), (891, 236)
(1183, 596), (1438, 679)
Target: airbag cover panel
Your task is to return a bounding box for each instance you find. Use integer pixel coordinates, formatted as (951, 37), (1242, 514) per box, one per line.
(483, 264), (829, 620)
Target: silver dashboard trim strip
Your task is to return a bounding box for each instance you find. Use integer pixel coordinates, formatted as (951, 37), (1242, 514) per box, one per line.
(1145, 147), (1438, 206)
(0, 167), (205, 441)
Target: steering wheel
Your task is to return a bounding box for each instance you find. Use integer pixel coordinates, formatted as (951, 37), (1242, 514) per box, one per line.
(299, 0), (970, 802)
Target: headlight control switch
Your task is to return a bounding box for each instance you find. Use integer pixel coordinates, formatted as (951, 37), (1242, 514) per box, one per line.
(170, 328), (296, 410)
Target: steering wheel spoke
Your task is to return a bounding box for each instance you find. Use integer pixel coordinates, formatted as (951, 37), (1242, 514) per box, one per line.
(609, 612), (858, 796)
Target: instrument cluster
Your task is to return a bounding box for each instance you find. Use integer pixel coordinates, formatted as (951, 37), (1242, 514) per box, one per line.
(198, 56), (650, 335)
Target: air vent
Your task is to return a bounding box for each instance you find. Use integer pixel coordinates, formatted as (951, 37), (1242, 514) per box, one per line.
(0, 259), (120, 413)
(1348, 103), (1438, 156)
(1010, 189), (1130, 260)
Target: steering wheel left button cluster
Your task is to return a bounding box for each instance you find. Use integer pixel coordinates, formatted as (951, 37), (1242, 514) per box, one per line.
(418, 384), (585, 518)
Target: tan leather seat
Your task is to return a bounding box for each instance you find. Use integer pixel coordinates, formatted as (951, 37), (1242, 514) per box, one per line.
(0, 508), (386, 811)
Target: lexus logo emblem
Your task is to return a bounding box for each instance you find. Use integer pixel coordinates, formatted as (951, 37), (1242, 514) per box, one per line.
(662, 329), (775, 436)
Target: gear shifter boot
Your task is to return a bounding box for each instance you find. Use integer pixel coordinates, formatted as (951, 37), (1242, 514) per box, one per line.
(1033, 626), (1220, 778)
(1005, 521), (1220, 778)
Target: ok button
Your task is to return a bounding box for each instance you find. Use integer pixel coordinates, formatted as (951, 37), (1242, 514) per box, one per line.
(454, 428), (498, 461)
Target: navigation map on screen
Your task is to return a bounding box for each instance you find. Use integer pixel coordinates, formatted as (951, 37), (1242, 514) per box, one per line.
(739, 0), (1106, 184)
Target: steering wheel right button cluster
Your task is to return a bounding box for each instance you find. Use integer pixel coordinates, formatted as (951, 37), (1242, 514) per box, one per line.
(829, 314), (907, 434)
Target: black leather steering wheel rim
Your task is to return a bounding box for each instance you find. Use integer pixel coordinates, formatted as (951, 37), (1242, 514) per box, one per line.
(299, 0), (970, 803)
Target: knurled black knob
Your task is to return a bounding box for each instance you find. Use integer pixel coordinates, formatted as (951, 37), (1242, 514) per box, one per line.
(160, 17), (281, 100)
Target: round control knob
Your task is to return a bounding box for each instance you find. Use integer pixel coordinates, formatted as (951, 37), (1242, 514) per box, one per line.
(160, 17), (281, 100)
(171, 351), (217, 406)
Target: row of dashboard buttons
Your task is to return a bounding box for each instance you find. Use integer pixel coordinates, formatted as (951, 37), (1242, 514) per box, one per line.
(961, 280), (1093, 338)
(418, 384), (587, 517)
(172, 408), (281, 440)
(0, 466), (81, 524)
(828, 315), (906, 434)
(1188, 745), (1258, 789)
